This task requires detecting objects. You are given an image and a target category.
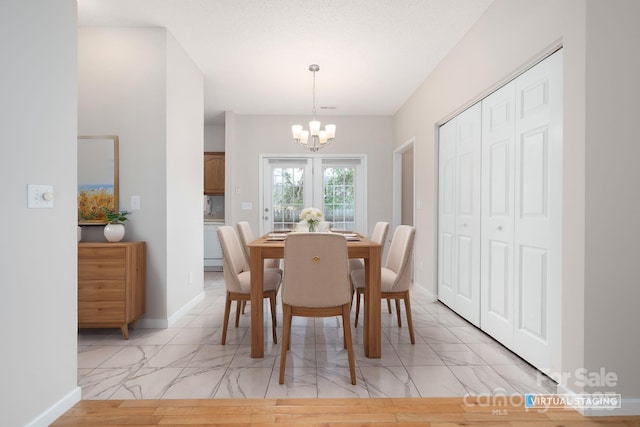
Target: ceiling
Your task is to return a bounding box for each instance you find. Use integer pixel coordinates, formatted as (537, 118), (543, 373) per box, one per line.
(77, 0), (493, 125)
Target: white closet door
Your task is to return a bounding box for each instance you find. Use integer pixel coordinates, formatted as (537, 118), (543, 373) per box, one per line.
(453, 103), (482, 325)
(512, 50), (563, 375)
(480, 81), (516, 346)
(438, 103), (482, 326)
(437, 118), (457, 308)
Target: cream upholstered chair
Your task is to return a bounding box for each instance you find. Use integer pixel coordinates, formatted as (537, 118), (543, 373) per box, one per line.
(237, 221), (281, 269)
(236, 221), (282, 314)
(279, 233), (356, 385)
(351, 225), (416, 344)
(217, 226), (281, 345)
(348, 221), (389, 273)
(350, 221), (390, 325)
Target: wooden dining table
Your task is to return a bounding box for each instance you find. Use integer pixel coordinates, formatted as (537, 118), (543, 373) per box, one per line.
(248, 232), (382, 358)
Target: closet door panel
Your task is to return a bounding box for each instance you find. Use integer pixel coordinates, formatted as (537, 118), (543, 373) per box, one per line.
(438, 119), (457, 307)
(513, 50), (562, 375)
(481, 81), (516, 346)
(518, 245), (547, 338)
(452, 103), (482, 326)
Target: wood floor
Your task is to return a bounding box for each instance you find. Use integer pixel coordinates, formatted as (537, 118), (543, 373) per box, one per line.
(52, 397), (640, 426)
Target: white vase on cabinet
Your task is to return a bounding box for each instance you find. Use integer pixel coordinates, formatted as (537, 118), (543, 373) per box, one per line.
(104, 223), (125, 242)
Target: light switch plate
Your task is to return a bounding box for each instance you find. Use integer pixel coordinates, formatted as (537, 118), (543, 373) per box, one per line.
(131, 195), (141, 210)
(28, 184), (54, 208)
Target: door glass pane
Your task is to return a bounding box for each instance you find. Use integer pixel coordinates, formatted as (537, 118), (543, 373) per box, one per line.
(272, 166), (305, 231)
(323, 166), (355, 230)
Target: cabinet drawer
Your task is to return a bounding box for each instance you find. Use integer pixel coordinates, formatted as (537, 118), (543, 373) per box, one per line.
(78, 247), (126, 280)
(78, 280), (125, 302)
(78, 301), (125, 324)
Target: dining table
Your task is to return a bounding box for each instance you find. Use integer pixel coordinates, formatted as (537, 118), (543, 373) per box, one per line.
(248, 231), (382, 358)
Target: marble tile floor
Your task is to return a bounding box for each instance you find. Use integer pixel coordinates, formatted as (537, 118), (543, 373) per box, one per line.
(77, 272), (557, 400)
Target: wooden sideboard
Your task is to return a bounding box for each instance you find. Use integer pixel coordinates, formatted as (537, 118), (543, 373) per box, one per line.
(78, 241), (146, 339)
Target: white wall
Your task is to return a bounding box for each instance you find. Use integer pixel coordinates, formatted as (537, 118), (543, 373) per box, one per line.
(166, 33), (205, 317)
(583, 0), (640, 405)
(79, 27), (205, 324)
(394, 0), (640, 409)
(225, 115), (394, 236)
(205, 124), (225, 151)
(0, 1), (80, 425)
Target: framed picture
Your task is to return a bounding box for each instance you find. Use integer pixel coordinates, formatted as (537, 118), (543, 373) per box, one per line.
(77, 135), (119, 224)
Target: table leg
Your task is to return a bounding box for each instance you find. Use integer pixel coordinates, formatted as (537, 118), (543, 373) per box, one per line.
(364, 244), (382, 358)
(249, 246), (264, 358)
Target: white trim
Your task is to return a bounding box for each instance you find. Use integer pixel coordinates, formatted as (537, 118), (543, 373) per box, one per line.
(393, 137), (416, 279)
(412, 280), (438, 303)
(136, 291), (206, 329)
(167, 291), (206, 327)
(25, 386), (81, 427)
(136, 317), (169, 329)
(392, 137), (416, 231)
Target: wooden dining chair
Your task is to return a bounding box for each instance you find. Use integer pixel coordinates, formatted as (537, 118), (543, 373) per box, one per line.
(350, 221), (390, 326)
(217, 226), (281, 345)
(279, 233), (356, 385)
(351, 225), (416, 344)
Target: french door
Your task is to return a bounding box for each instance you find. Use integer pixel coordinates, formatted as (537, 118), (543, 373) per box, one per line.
(261, 155), (366, 235)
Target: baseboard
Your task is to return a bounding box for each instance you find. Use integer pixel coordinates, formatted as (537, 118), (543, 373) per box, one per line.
(167, 291), (206, 328)
(556, 383), (640, 416)
(26, 386), (81, 427)
(136, 291), (206, 329)
(412, 281), (438, 303)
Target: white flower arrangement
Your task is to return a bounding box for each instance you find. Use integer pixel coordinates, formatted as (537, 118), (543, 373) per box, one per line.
(299, 207), (323, 232)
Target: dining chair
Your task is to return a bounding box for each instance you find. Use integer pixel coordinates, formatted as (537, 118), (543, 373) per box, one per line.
(217, 226), (281, 345)
(279, 233), (356, 385)
(236, 221), (283, 314)
(237, 221), (281, 269)
(350, 221), (390, 326)
(351, 225), (416, 344)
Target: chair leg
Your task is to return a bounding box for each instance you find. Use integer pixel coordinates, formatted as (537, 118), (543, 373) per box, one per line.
(395, 298), (402, 327)
(221, 292), (232, 345)
(342, 303), (357, 385)
(354, 288), (361, 327)
(235, 300), (242, 327)
(279, 304), (292, 384)
(387, 298), (392, 314)
(403, 291), (416, 344)
(269, 292), (278, 344)
(241, 300), (246, 314)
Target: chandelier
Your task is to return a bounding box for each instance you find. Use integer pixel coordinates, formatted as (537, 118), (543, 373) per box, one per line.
(291, 64), (336, 152)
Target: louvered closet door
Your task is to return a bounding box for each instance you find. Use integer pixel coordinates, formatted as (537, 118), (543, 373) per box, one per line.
(481, 81), (516, 347)
(438, 103), (482, 326)
(512, 51), (563, 375)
